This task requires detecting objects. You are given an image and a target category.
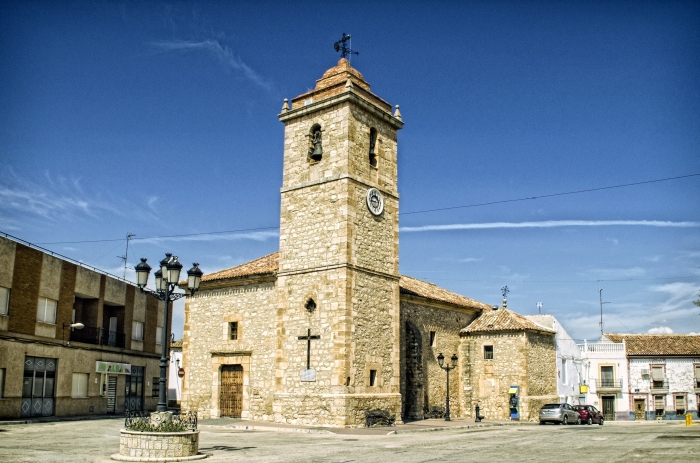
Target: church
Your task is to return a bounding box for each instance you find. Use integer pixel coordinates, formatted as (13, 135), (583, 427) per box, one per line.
(180, 58), (559, 427)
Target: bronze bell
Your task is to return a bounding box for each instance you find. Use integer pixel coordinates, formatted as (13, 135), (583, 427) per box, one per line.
(310, 131), (322, 161)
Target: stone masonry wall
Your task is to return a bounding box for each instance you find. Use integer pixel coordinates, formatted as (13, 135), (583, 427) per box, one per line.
(461, 332), (529, 421)
(629, 357), (700, 416)
(182, 279), (276, 419)
(400, 298), (480, 420)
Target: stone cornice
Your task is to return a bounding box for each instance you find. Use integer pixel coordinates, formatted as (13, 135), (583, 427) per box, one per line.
(400, 293), (484, 315)
(279, 90), (403, 130)
(277, 262), (400, 282)
(280, 173), (399, 200)
(193, 275), (276, 292)
(211, 350), (252, 357)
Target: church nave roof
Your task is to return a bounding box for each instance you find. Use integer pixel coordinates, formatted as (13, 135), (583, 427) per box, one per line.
(198, 251), (491, 311)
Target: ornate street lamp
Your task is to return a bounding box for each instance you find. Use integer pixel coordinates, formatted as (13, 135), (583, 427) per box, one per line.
(437, 352), (458, 421)
(135, 255), (203, 413)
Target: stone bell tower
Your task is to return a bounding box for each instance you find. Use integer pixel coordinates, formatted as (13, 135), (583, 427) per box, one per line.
(274, 58), (404, 426)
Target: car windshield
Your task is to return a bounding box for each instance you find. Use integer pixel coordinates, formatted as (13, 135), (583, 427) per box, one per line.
(575, 406), (587, 410)
(542, 404), (561, 409)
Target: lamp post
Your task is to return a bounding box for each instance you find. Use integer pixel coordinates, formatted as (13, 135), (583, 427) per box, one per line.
(62, 322), (84, 345)
(135, 254), (203, 413)
(437, 353), (458, 421)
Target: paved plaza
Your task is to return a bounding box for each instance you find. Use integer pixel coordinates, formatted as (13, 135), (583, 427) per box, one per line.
(0, 418), (698, 462)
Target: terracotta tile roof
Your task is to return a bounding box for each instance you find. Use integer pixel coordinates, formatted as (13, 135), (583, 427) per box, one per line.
(399, 275), (492, 310)
(461, 308), (555, 335)
(170, 339), (183, 349)
(200, 252), (278, 282)
(606, 334), (700, 356)
(200, 252), (491, 310)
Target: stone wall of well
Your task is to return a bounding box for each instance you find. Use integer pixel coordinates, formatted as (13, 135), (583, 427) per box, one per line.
(400, 299), (480, 419)
(118, 430), (199, 459)
(181, 279), (276, 419)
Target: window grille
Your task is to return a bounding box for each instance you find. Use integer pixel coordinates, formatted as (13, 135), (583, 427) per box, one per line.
(152, 378), (160, 398)
(0, 286), (9, 316)
(36, 297), (57, 324)
(132, 321), (144, 341)
(229, 322), (238, 341)
(71, 373), (88, 398)
(484, 345), (494, 360)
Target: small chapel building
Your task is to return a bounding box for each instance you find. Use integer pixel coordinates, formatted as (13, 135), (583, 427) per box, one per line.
(181, 59), (558, 426)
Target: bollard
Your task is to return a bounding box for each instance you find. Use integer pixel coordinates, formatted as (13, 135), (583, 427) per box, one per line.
(475, 405), (481, 423)
(686, 414), (693, 426)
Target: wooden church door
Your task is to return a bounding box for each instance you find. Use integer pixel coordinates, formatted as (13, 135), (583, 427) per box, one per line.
(220, 365), (243, 418)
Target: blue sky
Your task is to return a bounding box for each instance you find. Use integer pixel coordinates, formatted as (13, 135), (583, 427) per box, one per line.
(1, 1), (699, 341)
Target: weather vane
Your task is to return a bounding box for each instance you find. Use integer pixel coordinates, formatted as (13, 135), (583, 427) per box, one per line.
(334, 33), (359, 61)
(501, 286), (510, 299)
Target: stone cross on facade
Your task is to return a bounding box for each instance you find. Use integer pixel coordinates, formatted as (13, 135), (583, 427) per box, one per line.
(298, 329), (320, 370)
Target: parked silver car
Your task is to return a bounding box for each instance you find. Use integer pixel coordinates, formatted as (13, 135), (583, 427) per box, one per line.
(539, 403), (582, 425)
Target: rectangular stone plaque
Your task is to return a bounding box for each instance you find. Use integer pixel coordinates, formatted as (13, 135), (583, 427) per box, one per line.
(300, 369), (316, 382)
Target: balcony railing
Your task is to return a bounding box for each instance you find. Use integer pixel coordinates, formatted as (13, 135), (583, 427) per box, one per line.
(577, 342), (625, 353)
(69, 325), (126, 349)
(594, 378), (623, 391)
(650, 380), (669, 394)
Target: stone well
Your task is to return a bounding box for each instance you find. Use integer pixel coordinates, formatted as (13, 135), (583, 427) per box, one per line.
(111, 429), (207, 462)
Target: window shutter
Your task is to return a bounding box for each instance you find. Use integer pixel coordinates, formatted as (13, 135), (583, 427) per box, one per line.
(654, 395), (664, 409)
(677, 396), (685, 410)
(695, 365), (700, 380)
(72, 373), (81, 397)
(651, 366), (664, 381)
(37, 298), (45, 322)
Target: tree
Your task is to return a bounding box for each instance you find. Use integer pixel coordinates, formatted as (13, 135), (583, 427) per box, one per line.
(695, 291), (700, 307)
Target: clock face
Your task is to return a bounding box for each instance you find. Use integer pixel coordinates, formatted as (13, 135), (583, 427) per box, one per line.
(366, 188), (384, 216)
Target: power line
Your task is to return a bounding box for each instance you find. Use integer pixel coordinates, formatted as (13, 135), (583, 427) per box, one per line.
(31, 172), (700, 244)
(34, 226), (280, 245)
(401, 173), (700, 215)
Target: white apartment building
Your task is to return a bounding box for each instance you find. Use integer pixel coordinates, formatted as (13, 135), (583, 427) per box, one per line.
(608, 334), (700, 421)
(577, 336), (630, 421)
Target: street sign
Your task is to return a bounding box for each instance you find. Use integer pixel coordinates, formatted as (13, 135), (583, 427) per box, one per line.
(178, 368), (185, 378)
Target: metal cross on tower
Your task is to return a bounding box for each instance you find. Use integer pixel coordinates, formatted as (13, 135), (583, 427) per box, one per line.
(298, 329), (320, 370)
(334, 33), (359, 61)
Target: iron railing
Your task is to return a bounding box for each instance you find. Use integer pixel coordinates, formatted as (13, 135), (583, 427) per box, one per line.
(650, 380), (669, 394)
(594, 378), (623, 390)
(69, 325), (126, 349)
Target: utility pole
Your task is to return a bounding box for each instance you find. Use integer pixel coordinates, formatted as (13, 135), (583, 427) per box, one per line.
(599, 289), (610, 337)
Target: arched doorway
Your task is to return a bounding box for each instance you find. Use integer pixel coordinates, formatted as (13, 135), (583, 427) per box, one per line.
(219, 364), (243, 418)
(404, 322), (424, 420)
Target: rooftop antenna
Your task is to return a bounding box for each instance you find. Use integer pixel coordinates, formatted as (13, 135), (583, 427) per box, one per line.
(501, 285), (509, 309)
(537, 302), (543, 314)
(117, 233), (136, 279)
(334, 33), (359, 63)
(599, 288), (610, 337)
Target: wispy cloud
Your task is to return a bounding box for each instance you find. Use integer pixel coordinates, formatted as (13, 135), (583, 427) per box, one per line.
(134, 230), (278, 245)
(606, 238), (619, 245)
(400, 220), (700, 233)
(648, 326), (673, 334)
(0, 168), (163, 227)
(649, 282), (700, 313)
(588, 267), (646, 279)
(151, 39), (273, 92)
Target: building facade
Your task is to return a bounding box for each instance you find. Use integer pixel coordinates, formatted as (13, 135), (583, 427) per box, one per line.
(180, 59), (557, 427)
(577, 337), (630, 421)
(0, 234), (170, 419)
(527, 314), (582, 404)
(607, 334), (700, 421)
